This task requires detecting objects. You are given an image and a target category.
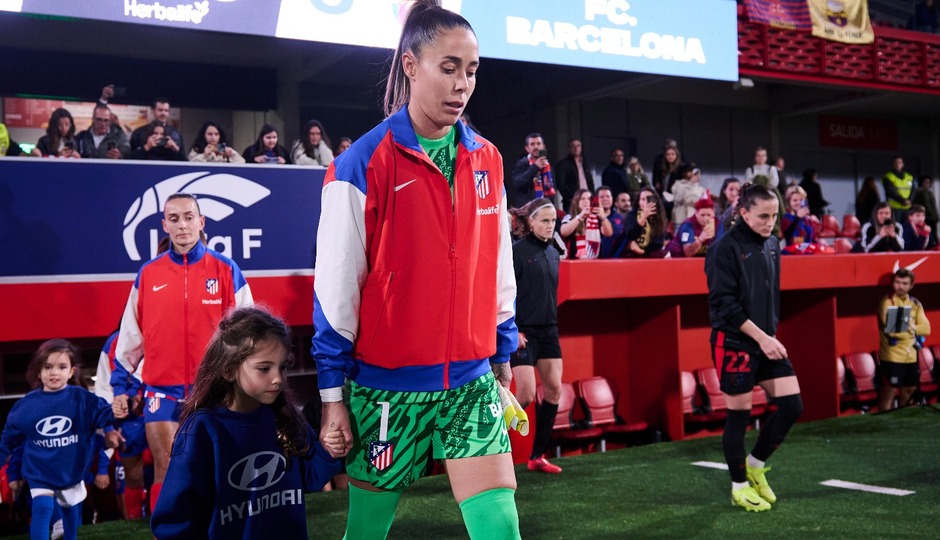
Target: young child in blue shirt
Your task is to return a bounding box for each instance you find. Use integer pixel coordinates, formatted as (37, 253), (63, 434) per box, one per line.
(0, 339), (120, 539)
(151, 307), (345, 539)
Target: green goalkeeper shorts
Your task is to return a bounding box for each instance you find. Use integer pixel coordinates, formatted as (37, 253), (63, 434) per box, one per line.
(346, 371), (511, 490)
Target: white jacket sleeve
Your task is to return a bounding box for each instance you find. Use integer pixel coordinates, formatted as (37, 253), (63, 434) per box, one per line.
(116, 285), (143, 374)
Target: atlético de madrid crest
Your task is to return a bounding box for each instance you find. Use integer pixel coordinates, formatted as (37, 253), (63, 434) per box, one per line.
(205, 278), (219, 295)
(474, 170), (490, 200)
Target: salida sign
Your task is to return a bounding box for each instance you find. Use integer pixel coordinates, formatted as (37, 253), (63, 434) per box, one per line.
(818, 115), (898, 151)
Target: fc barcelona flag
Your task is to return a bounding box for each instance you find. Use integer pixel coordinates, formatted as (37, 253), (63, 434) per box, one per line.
(808, 0), (873, 44)
(744, 0), (811, 31)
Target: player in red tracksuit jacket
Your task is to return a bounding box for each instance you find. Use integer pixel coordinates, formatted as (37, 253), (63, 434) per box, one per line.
(115, 193), (253, 515)
(311, 2), (519, 538)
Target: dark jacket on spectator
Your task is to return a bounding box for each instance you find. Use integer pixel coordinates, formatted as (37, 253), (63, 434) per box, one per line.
(243, 144), (292, 164)
(555, 155), (594, 210)
(128, 144), (186, 161)
(705, 221), (780, 354)
(800, 177), (829, 218)
(35, 135), (78, 157)
(75, 127), (130, 159)
(511, 155), (541, 208)
(130, 123), (183, 152)
(601, 161), (629, 199)
(901, 221), (935, 251)
(858, 222), (904, 253)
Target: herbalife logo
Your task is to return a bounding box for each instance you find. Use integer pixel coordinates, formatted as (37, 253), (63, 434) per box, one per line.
(122, 172), (271, 261)
(124, 0), (211, 25)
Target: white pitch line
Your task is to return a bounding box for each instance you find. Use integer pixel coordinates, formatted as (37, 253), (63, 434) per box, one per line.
(692, 461), (729, 470)
(821, 480), (915, 497)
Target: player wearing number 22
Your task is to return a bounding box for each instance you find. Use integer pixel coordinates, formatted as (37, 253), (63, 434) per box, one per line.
(704, 184), (804, 512)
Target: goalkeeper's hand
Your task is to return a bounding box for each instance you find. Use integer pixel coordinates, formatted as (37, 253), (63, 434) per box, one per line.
(498, 384), (529, 436)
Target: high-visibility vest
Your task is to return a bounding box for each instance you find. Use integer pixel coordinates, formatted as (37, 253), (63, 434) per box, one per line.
(883, 170), (913, 210)
(0, 123), (10, 156)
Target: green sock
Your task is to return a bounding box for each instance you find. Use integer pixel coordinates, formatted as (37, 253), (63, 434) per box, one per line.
(459, 488), (521, 540)
(343, 483), (402, 540)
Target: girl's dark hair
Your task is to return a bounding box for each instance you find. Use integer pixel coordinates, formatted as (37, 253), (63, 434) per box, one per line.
(717, 177), (740, 212)
(637, 187), (666, 238)
(27, 339), (83, 389)
(384, 0), (475, 116)
(300, 119), (332, 156)
(191, 121), (229, 153)
(181, 306), (309, 458)
(145, 121), (166, 138)
(248, 124), (287, 159)
(510, 197), (554, 237)
(871, 201), (891, 225)
(45, 108), (76, 149)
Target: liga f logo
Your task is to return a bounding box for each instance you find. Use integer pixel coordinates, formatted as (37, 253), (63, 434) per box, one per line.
(228, 451), (287, 492)
(122, 173), (271, 261)
(36, 416), (72, 437)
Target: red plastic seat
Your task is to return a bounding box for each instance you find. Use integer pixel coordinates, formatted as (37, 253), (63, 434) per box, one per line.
(842, 353), (879, 411)
(918, 347), (937, 397)
(536, 383), (603, 458)
(820, 214), (840, 238)
(840, 214), (861, 239)
(809, 215), (823, 239)
(681, 370), (725, 433)
(695, 367), (728, 415)
(833, 237), (855, 254)
(573, 376), (648, 451)
(836, 357), (845, 395)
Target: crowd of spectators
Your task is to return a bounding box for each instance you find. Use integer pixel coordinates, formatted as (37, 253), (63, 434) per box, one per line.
(4, 86), (353, 168)
(509, 134), (940, 259)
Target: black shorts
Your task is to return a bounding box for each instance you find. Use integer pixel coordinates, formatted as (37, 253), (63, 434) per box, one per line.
(880, 360), (919, 388)
(711, 339), (796, 395)
(510, 325), (562, 368)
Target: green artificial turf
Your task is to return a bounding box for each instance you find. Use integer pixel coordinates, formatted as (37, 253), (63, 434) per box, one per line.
(8, 406), (938, 539)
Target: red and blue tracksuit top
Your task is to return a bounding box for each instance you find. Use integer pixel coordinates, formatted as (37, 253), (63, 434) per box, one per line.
(312, 105), (517, 393)
(116, 241), (253, 393)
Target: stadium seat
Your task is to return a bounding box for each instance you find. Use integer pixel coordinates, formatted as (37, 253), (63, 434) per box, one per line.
(820, 214), (841, 238)
(681, 370), (726, 434)
(695, 367), (728, 416)
(696, 367), (767, 425)
(917, 347), (937, 400)
(840, 214), (861, 239)
(836, 357), (845, 395)
(573, 376), (650, 451)
(833, 237), (855, 254)
(809, 214), (823, 239)
(536, 383), (604, 458)
(841, 353), (879, 412)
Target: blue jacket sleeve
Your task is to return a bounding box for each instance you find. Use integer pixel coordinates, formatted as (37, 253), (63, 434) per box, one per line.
(0, 403), (25, 467)
(302, 444), (344, 493)
(6, 444), (24, 482)
(89, 392), (118, 430)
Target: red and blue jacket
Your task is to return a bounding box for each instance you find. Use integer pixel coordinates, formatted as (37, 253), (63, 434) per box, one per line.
(312, 106), (517, 394)
(116, 241), (253, 392)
